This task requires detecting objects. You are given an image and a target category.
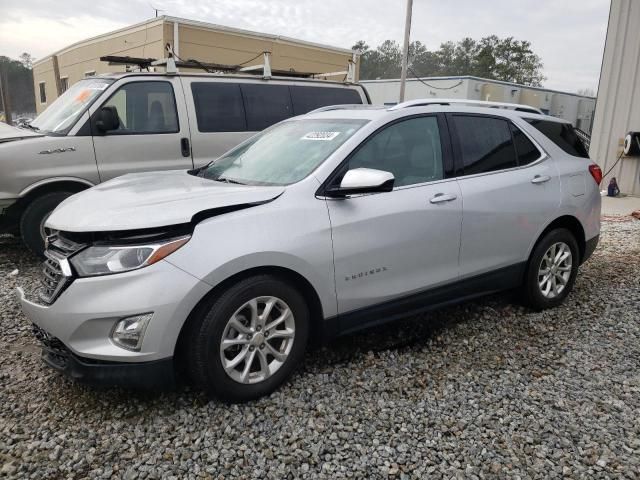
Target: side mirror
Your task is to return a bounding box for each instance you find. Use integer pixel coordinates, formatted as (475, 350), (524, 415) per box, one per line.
(95, 106), (120, 132)
(325, 168), (395, 197)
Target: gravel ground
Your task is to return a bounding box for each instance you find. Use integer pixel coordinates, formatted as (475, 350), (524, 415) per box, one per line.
(1, 218), (639, 479)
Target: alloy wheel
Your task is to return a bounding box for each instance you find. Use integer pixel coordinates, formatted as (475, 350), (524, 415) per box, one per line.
(219, 296), (295, 384)
(538, 242), (573, 299)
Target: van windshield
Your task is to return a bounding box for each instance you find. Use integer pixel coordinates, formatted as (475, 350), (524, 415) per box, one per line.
(30, 78), (113, 135)
(197, 118), (368, 186)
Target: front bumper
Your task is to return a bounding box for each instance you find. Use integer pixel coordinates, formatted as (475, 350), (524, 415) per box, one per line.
(0, 198), (18, 233)
(18, 259), (211, 363)
(0, 197), (17, 213)
(34, 324), (175, 389)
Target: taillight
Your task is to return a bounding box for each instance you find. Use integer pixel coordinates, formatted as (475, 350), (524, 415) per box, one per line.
(589, 164), (603, 185)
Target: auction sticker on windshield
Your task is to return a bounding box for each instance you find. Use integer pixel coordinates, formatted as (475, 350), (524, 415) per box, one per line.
(301, 131), (341, 141)
(86, 82), (111, 90)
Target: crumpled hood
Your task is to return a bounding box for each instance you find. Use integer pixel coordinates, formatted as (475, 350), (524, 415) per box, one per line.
(0, 122), (43, 143)
(46, 170), (284, 232)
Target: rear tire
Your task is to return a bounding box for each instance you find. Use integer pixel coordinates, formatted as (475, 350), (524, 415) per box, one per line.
(522, 228), (579, 310)
(187, 275), (309, 403)
(20, 192), (73, 257)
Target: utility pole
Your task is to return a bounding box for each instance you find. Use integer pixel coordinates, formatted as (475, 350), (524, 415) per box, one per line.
(0, 66), (12, 125)
(399, 0), (413, 103)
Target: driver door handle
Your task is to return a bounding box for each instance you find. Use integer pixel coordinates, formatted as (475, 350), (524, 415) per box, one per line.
(430, 193), (457, 204)
(180, 137), (191, 158)
(531, 174), (551, 184)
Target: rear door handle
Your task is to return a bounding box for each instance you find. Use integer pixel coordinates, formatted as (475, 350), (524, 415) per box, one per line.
(429, 193), (457, 204)
(180, 137), (191, 158)
(531, 174), (551, 184)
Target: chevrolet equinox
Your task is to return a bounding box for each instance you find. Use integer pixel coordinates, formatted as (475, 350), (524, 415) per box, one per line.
(18, 100), (602, 402)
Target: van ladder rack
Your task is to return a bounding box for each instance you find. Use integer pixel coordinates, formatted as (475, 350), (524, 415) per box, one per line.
(100, 55), (240, 73)
(100, 51), (357, 83)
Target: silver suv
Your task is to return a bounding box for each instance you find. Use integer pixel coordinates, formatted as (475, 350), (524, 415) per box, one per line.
(0, 73), (368, 255)
(18, 101), (602, 402)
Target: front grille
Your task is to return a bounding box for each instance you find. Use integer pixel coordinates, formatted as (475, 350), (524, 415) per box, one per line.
(36, 232), (85, 305)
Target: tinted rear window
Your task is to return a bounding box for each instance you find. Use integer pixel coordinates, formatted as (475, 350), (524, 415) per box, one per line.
(241, 84), (293, 131)
(453, 115), (517, 175)
(191, 83), (246, 132)
(290, 86), (363, 115)
(525, 119), (589, 158)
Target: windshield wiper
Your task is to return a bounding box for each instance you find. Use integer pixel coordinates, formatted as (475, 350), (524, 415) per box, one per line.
(19, 122), (39, 132)
(214, 176), (246, 185)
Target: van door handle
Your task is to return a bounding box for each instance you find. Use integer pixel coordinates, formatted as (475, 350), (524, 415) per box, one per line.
(429, 193), (457, 204)
(531, 174), (551, 184)
(180, 137), (191, 158)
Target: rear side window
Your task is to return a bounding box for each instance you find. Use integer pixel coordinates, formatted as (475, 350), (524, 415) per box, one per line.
(511, 124), (541, 165)
(525, 119), (589, 158)
(191, 83), (246, 132)
(241, 84), (293, 131)
(290, 86), (363, 115)
(453, 115), (517, 175)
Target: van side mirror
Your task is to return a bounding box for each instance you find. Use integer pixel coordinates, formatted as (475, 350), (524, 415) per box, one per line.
(95, 106), (120, 132)
(325, 168), (395, 197)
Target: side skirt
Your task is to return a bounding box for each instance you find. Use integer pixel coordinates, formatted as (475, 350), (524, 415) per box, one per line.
(325, 262), (526, 338)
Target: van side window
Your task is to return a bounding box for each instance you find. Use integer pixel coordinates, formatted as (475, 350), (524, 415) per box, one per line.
(525, 119), (589, 158)
(510, 124), (541, 165)
(102, 82), (178, 134)
(240, 84), (293, 131)
(191, 83), (247, 132)
(290, 86), (363, 115)
(190, 82), (363, 133)
(347, 116), (444, 187)
(453, 115), (517, 175)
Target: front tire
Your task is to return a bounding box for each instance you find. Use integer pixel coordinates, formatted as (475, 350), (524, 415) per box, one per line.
(20, 191), (73, 257)
(188, 275), (310, 403)
(522, 228), (579, 310)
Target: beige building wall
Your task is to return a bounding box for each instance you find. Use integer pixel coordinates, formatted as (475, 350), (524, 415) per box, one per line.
(590, 0), (640, 195)
(32, 58), (57, 111)
(33, 17), (358, 114)
(166, 22), (354, 78)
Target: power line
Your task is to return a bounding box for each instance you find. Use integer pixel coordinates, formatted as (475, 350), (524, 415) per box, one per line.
(407, 66), (464, 90)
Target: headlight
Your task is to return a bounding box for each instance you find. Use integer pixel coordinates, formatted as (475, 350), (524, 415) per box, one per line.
(70, 236), (190, 277)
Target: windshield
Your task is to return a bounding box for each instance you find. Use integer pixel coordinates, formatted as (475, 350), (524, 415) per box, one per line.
(198, 118), (368, 186)
(30, 78), (114, 134)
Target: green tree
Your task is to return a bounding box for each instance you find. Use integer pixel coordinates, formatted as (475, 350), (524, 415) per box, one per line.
(0, 55), (36, 118)
(19, 52), (35, 69)
(355, 35), (545, 86)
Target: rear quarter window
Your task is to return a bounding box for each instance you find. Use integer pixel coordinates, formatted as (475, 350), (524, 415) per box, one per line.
(240, 84), (293, 131)
(525, 119), (589, 158)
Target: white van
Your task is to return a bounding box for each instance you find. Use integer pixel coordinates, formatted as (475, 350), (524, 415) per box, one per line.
(0, 72), (370, 254)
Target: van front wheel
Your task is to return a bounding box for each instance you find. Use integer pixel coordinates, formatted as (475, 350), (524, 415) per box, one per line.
(20, 192), (73, 257)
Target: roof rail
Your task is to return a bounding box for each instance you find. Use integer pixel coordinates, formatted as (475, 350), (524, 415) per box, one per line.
(387, 98), (543, 114)
(307, 104), (380, 114)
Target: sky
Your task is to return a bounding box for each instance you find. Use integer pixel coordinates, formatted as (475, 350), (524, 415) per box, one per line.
(0, 0), (610, 94)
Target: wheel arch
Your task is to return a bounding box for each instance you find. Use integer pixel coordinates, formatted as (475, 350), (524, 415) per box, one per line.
(174, 265), (327, 374)
(19, 177), (94, 199)
(531, 215), (586, 263)
(3, 179), (94, 231)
